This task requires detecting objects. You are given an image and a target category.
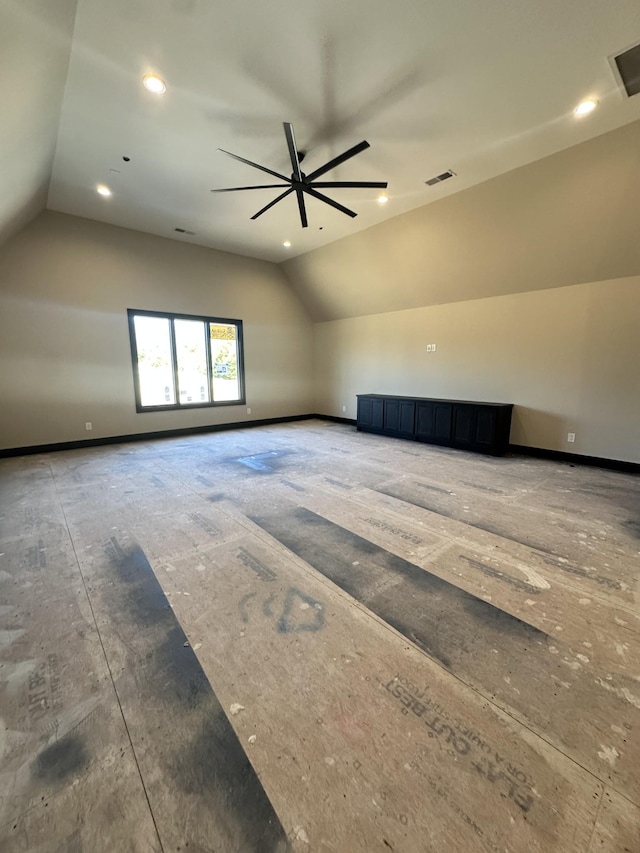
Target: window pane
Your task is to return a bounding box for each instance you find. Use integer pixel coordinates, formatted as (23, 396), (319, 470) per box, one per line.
(210, 323), (240, 401)
(175, 319), (210, 403)
(133, 315), (176, 406)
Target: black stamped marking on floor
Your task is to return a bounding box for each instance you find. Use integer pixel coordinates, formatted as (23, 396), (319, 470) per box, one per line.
(102, 538), (291, 852)
(277, 587), (325, 633)
(236, 546), (277, 581)
(250, 508), (546, 677)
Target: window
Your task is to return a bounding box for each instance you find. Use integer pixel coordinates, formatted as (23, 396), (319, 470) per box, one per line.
(127, 309), (245, 411)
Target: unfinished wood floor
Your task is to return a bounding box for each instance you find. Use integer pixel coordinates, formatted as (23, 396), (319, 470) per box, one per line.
(1, 420), (639, 852)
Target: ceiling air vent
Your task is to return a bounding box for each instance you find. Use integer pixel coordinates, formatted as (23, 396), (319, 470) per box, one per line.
(174, 227), (196, 235)
(425, 169), (456, 187)
(614, 42), (640, 97)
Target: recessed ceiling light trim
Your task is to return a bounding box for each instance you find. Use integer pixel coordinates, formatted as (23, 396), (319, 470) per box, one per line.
(96, 185), (112, 197)
(282, 241), (292, 248)
(143, 74), (167, 95)
(377, 194), (389, 204)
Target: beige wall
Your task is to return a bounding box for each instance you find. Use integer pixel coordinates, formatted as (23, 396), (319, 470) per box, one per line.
(314, 278), (640, 463)
(282, 120), (640, 323)
(0, 211), (314, 450)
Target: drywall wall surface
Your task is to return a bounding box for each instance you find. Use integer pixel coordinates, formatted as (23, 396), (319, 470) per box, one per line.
(0, 211), (313, 450)
(0, 0), (78, 246)
(314, 278), (640, 463)
(283, 119), (640, 322)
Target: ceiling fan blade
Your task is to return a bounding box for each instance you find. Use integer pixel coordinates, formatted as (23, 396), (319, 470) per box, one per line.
(305, 140), (370, 182)
(310, 181), (388, 189)
(211, 184), (290, 192)
(250, 187), (294, 220)
(283, 123), (302, 182)
(295, 189), (308, 228)
(302, 186), (357, 218)
(218, 148), (289, 182)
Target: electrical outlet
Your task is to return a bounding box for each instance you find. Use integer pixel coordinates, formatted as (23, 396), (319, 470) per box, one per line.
(427, 344), (432, 352)
(567, 432), (575, 443)
(432, 343), (437, 351)
(247, 407), (251, 415)
(85, 422), (92, 431)
(342, 405), (346, 412)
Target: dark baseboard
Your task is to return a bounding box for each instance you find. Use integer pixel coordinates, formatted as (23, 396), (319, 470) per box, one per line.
(0, 414), (320, 458)
(315, 414), (357, 426)
(508, 443), (639, 474)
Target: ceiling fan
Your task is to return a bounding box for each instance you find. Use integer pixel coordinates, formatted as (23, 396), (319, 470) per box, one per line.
(211, 122), (388, 228)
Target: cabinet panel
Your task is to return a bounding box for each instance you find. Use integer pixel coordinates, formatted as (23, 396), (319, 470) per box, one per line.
(416, 402), (452, 444)
(434, 405), (452, 440)
(474, 407), (497, 447)
(384, 399), (400, 432)
(384, 399), (415, 436)
(357, 396), (383, 430)
(357, 397), (372, 427)
(452, 406), (475, 445)
(371, 398), (384, 429)
(399, 401), (416, 435)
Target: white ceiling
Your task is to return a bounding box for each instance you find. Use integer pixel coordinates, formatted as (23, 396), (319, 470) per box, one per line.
(6, 0), (640, 263)
(0, 0), (78, 245)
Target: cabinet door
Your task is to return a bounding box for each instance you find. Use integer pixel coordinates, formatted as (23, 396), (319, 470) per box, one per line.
(416, 402), (452, 444)
(357, 397), (384, 430)
(452, 405), (476, 446)
(474, 407), (498, 448)
(452, 404), (503, 453)
(384, 399), (415, 436)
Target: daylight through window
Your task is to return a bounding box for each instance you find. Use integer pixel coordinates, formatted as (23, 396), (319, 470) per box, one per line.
(127, 309), (245, 411)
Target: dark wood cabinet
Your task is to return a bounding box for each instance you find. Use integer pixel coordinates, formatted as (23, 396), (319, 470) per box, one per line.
(357, 394), (513, 456)
(384, 398), (415, 437)
(357, 395), (384, 430)
(415, 400), (453, 446)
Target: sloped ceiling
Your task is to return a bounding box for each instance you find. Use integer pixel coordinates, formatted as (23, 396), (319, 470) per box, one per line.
(281, 119), (640, 321)
(2, 0), (640, 268)
(0, 0), (78, 246)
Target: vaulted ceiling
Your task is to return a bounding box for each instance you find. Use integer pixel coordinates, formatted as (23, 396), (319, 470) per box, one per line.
(2, 0), (640, 262)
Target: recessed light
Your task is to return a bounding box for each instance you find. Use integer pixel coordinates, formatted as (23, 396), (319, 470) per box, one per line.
(377, 194), (389, 205)
(283, 241), (292, 248)
(96, 185), (112, 197)
(574, 98), (598, 117)
(143, 74), (166, 95)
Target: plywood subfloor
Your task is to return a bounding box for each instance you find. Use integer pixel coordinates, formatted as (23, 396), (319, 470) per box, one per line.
(0, 421), (638, 851)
